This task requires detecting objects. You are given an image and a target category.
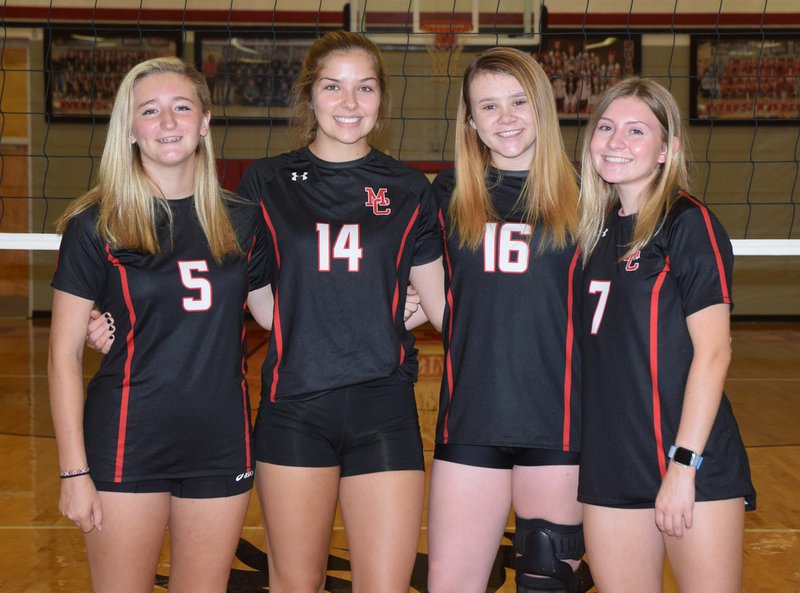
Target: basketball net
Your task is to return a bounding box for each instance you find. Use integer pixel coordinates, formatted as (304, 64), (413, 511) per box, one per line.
(421, 21), (471, 78)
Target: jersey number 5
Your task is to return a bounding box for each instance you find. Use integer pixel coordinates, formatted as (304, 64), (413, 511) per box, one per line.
(588, 280), (611, 334)
(317, 223), (363, 272)
(178, 261), (212, 312)
(484, 222), (531, 273)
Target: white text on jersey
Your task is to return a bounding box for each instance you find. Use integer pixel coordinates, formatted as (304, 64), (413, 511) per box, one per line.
(177, 260), (212, 312)
(483, 222), (531, 273)
(316, 223), (363, 272)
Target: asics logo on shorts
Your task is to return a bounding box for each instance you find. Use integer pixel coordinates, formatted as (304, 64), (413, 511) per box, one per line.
(236, 470), (254, 481)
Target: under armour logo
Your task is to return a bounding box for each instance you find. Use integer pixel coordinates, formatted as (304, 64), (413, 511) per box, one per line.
(601, 228), (609, 237)
(291, 171), (308, 181)
(364, 187), (391, 215)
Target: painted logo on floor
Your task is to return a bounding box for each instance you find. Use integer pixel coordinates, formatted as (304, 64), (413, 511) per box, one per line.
(155, 535), (517, 592)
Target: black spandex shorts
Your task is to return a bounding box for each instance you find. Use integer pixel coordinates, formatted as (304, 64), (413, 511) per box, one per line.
(434, 443), (580, 469)
(93, 471), (254, 499)
(255, 374), (424, 477)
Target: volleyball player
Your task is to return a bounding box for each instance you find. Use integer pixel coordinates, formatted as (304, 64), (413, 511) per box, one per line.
(420, 48), (589, 593)
(237, 31), (445, 593)
(576, 78), (756, 593)
(49, 57), (272, 593)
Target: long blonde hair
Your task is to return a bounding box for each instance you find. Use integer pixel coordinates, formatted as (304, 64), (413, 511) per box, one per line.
(289, 30), (391, 149)
(577, 78), (689, 262)
(450, 47), (579, 249)
(57, 56), (239, 263)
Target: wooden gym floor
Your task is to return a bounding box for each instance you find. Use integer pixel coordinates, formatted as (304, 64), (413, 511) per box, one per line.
(1, 318), (798, 592)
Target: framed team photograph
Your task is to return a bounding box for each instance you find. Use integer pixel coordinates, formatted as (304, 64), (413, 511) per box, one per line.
(690, 34), (800, 124)
(194, 31), (317, 124)
(534, 33), (641, 124)
(44, 27), (182, 122)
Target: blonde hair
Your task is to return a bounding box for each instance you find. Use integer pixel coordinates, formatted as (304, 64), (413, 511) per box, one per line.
(290, 30), (391, 148)
(57, 56), (239, 263)
(577, 77), (689, 262)
(450, 47), (579, 249)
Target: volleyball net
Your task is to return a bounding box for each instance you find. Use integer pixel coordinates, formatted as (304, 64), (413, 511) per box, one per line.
(0, 0), (798, 314)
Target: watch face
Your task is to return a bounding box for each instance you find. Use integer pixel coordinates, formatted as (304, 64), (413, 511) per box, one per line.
(673, 447), (694, 465)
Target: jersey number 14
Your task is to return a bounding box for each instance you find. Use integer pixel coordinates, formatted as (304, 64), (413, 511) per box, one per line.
(316, 223), (363, 272)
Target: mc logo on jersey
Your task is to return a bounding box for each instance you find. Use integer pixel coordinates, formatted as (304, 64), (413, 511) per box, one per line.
(624, 250), (641, 271)
(364, 187), (391, 215)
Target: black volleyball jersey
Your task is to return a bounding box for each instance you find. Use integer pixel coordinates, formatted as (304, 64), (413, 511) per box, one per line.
(579, 191), (755, 507)
(433, 168), (582, 451)
(52, 197), (272, 483)
(237, 147), (442, 401)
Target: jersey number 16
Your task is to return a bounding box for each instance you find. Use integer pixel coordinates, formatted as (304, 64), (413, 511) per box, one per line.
(484, 222), (531, 273)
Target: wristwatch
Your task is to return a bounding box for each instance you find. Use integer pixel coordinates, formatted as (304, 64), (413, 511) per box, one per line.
(668, 445), (703, 470)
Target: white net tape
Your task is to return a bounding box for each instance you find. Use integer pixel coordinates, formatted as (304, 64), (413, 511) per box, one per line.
(1, 233), (797, 256)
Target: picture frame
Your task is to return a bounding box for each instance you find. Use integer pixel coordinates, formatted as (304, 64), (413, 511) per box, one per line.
(533, 33), (641, 123)
(44, 27), (182, 122)
(194, 31), (317, 123)
(690, 34), (800, 124)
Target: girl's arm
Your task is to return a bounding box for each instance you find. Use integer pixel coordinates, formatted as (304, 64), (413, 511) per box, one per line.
(247, 284), (274, 331)
(403, 285), (424, 328)
(85, 309), (115, 353)
(408, 257), (446, 333)
(88, 284), (276, 342)
(655, 303), (732, 538)
(48, 289), (104, 533)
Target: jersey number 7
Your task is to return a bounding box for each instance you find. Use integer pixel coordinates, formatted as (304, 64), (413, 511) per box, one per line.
(588, 280), (611, 334)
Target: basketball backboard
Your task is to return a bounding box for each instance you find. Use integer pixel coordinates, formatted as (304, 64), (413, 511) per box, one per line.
(349, 0), (542, 48)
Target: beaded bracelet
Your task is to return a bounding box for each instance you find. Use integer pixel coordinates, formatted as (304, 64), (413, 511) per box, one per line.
(60, 467), (90, 479)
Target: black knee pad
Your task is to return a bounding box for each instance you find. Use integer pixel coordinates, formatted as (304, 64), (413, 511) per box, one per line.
(512, 517), (587, 593)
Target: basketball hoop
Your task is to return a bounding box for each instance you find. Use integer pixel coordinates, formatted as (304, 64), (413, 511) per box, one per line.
(421, 20), (471, 79)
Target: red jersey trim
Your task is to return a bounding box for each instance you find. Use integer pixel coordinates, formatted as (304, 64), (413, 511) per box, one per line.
(561, 245), (581, 451)
(394, 205), (421, 366)
(238, 235), (257, 471)
(650, 257), (671, 478)
(239, 372), (252, 470)
(259, 201), (283, 403)
(392, 274), (404, 364)
(438, 209), (456, 443)
(260, 202), (281, 268)
(105, 244), (136, 483)
(677, 191), (730, 304)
